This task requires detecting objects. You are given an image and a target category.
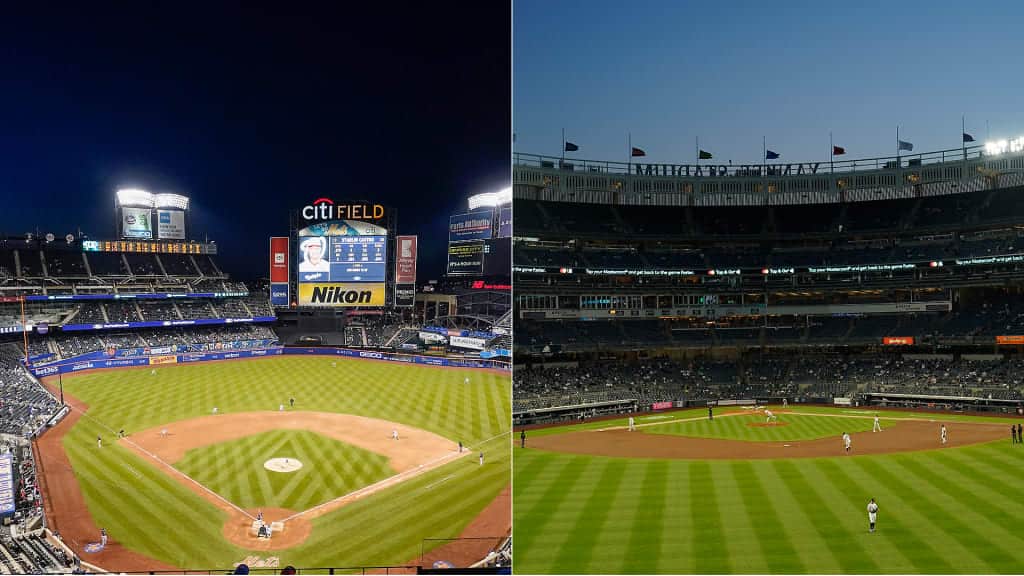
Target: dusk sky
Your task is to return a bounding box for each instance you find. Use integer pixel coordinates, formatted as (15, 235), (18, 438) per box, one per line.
(514, 0), (1024, 165)
(1, 3), (510, 281)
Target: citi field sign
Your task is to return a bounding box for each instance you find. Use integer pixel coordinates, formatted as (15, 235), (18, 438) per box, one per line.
(301, 198), (385, 221)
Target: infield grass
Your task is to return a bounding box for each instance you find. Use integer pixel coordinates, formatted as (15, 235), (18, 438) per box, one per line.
(174, 430), (393, 511)
(645, 411), (876, 441)
(515, 409), (1024, 574)
(54, 356), (511, 569)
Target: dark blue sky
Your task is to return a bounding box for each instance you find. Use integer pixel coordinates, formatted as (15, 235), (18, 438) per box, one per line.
(1, 2), (510, 281)
(514, 0), (1024, 164)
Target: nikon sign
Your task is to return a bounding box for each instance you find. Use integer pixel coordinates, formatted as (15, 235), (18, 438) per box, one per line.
(298, 283), (386, 307)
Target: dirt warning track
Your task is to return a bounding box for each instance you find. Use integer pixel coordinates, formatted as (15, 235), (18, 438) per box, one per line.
(530, 416), (1007, 460)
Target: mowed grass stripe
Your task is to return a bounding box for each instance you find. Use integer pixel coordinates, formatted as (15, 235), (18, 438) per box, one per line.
(551, 460), (628, 573)
(941, 449), (1024, 508)
(512, 456), (591, 571)
(621, 460), (669, 574)
(732, 461), (804, 574)
(770, 460), (876, 573)
(818, 458), (958, 573)
(691, 461), (729, 574)
(860, 457), (1017, 570)
(898, 456), (1024, 547)
(710, 462), (770, 574)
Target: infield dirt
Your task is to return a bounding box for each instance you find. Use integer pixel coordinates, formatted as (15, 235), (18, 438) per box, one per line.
(530, 413), (1006, 459)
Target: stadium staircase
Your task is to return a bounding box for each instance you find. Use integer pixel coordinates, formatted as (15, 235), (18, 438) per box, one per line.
(154, 254), (169, 278)
(240, 300), (254, 317)
(80, 252), (92, 277)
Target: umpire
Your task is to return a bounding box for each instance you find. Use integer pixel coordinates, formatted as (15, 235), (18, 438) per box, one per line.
(520, 429), (526, 448)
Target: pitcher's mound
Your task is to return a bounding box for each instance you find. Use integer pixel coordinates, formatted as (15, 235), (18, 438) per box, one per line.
(264, 458), (303, 472)
(747, 421), (790, 428)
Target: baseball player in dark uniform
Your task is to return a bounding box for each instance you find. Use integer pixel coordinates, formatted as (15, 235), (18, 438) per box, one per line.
(520, 430), (526, 448)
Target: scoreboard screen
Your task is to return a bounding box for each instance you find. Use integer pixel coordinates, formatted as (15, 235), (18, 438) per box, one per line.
(296, 219), (389, 307)
(298, 235), (386, 282)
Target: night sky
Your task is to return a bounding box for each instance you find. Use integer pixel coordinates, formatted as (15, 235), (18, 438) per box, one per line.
(515, 0), (1024, 165)
(1, 2), (510, 281)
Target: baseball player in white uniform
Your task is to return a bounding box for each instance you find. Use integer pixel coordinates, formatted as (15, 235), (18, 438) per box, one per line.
(161, 428), (168, 438)
(628, 417), (636, 431)
(765, 409), (777, 424)
(873, 415), (882, 432)
(941, 424), (947, 445)
(212, 406), (219, 415)
(279, 404), (284, 412)
(392, 429), (399, 440)
(867, 498), (879, 532)
(97, 435), (102, 449)
(464, 376), (470, 385)
(843, 432), (852, 454)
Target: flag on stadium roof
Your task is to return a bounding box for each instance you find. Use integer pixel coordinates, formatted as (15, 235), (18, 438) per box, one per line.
(833, 145), (846, 155)
(631, 147), (646, 157)
(765, 150), (780, 160)
(898, 140), (914, 151)
(963, 132), (975, 143)
(564, 141), (579, 152)
(698, 150), (712, 160)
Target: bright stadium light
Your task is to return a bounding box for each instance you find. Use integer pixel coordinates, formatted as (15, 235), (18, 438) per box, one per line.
(155, 193), (190, 210)
(468, 187), (512, 210)
(116, 188), (155, 207)
(985, 136), (1024, 156)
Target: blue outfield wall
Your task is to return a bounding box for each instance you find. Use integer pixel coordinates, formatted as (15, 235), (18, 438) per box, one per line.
(29, 346), (509, 377)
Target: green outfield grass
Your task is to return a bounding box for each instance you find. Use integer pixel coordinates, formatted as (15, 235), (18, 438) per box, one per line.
(54, 356), (510, 569)
(174, 430), (394, 511)
(515, 408), (1024, 574)
(644, 411), (876, 441)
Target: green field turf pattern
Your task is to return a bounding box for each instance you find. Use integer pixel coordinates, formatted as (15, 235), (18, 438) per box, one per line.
(174, 430), (393, 511)
(56, 356), (510, 569)
(514, 430), (1024, 573)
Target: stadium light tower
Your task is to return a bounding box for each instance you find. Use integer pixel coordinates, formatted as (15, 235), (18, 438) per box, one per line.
(116, 188), (155, 207)
(467, 187), (512, 210)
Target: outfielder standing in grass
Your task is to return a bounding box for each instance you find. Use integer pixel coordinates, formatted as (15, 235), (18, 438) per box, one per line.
(867, 498), (879, 532)
(873, 415), (882, 432)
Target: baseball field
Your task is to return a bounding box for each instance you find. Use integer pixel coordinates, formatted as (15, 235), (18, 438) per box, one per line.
(34, 355), (511, 572)
(514, 405), (1024, 574)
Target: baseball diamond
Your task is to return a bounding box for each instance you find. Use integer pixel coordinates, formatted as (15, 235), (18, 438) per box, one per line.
(514, 406), (1024, 574)
(33, 355), (511, 571)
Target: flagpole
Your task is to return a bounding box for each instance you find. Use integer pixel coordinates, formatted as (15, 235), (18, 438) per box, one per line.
(830, 131), (834, 174)
(696, 136), (699, 165)
(962, 115), (966, 160)
(628, 132), (632, 174)
(896, 125), (900, 166)
(762, 136), (766, 171)
(561, 127), (565, 164)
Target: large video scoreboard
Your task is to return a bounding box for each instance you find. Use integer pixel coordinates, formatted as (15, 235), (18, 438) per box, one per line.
(296, 219), (387, 306)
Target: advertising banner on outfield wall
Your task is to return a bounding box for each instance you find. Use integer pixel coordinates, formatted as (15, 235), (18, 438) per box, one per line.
(298, 283), (386, 307)
(156, 210), (186, 239)
(996, 335), (1024, 345)
(149, 355), (178, 365)
(450, 336), (487, 350)
(652, 401), (673, 410)
(882, 336), (915, 345)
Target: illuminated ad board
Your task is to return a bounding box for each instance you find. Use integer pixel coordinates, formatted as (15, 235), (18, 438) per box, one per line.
(269, 237), (290, 306)
(395, 235), (417, 307)
(449, 210), (493, 243)
(157, 210), (186, 239)
(447, 241), (484, 275)
(297, 220), (387, 306)
(497, 206), (511, 238)
(122, 207), (153, 239)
